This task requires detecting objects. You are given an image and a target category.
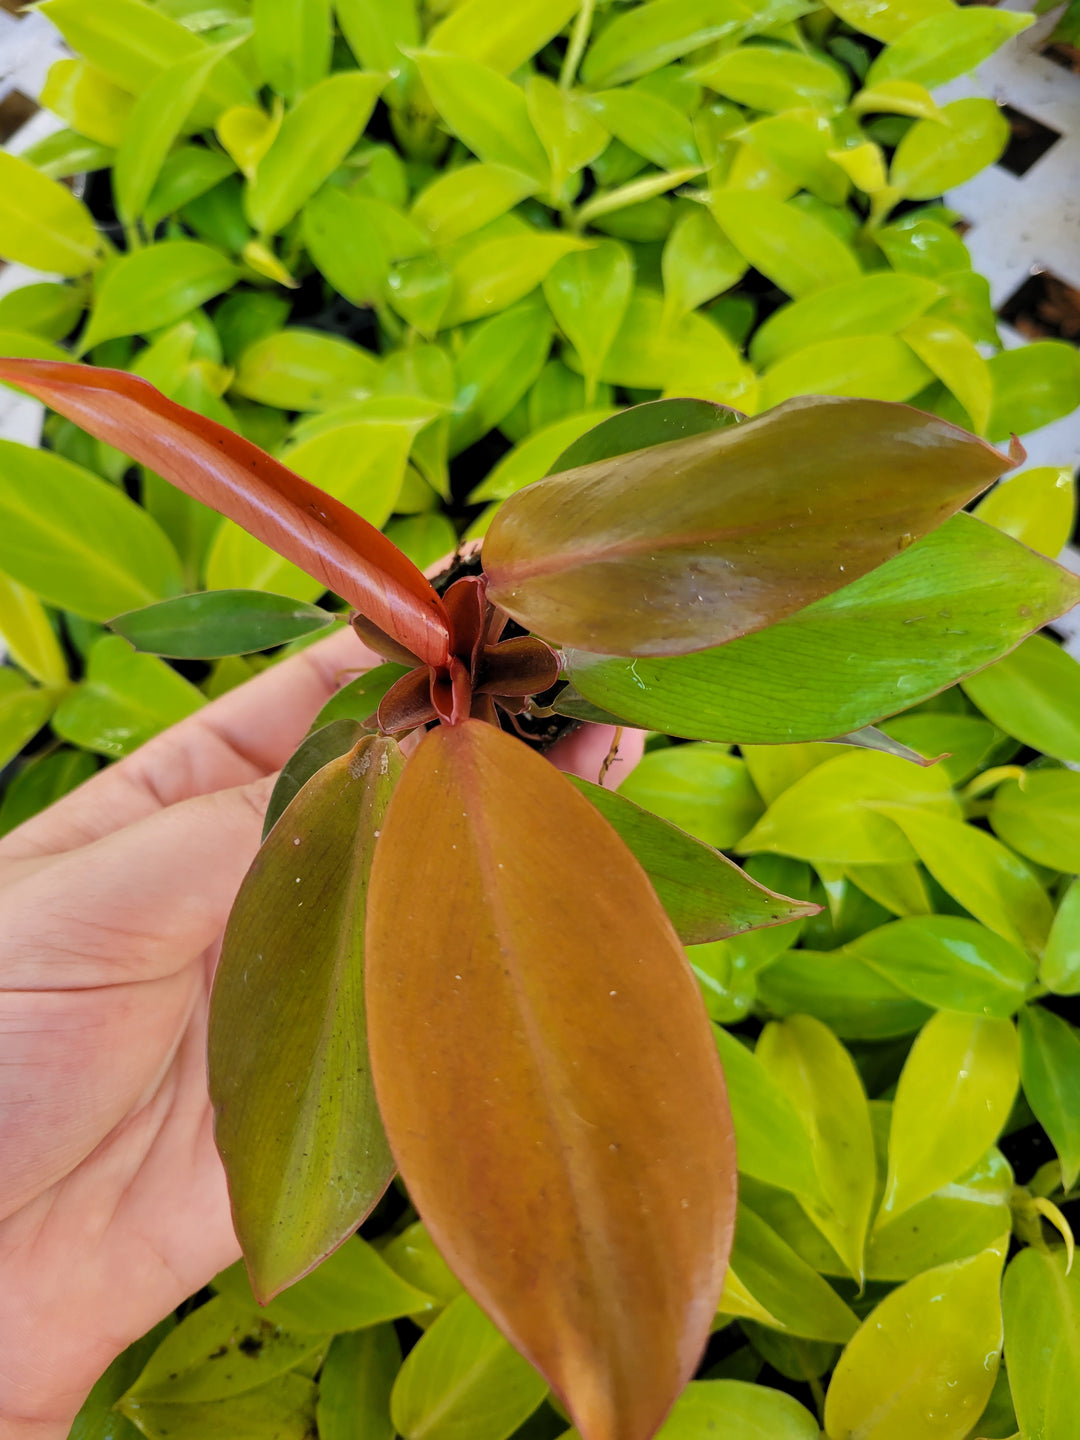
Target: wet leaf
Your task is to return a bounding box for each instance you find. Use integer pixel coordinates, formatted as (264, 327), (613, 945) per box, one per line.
(974, 465), (1075, 559)
(525, 77), (609, 198)
(848, 916), (1035, 1017)
(80, 241), (239, 351)
(390, 1294), (548, 1440)
(712, 1027), (820, 1197)
(0, 151), (101, 276)
(0, 360), (451, 667)
(1003, 1245), (1080, 1440)
(755, 1015), (876, 1282)
(586, 89), (700, 171)
(109, 590), (335, 658)
(53, 634), (204, 758)
(824, 1246), (1005, 1440)
(1018, 1004), (1080, 1190)
(964, 633), (1080, 765)
(711, 190), (860, 297)
(565, 517), (1080, 742)
(542, 242), (634, 403)
(486, 398), (1012, 658)
(366, 720), (736, 1440)
(317, 1327), (400, 1440)
(618, 743), (763, 850)
(878, 1011), (1019, 1225)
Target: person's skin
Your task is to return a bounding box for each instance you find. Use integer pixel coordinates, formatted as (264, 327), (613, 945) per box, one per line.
(0, 625), (642, 1437)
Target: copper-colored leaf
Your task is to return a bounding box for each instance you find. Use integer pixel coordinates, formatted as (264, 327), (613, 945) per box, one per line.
(0, 358), (451, 667)
(365, 720), (736, 1440)
(483, 396), (1016, 657)
(209, 736), (404, 1301)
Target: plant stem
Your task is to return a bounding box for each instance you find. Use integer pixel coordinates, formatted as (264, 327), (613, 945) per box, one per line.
(560, 0), (595, 90)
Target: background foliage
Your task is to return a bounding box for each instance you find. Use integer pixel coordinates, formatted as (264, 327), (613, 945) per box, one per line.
(1, 0), (1080, 1436)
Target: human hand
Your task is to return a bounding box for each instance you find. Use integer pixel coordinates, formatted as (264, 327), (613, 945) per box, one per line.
(0, 626), (640, 1436)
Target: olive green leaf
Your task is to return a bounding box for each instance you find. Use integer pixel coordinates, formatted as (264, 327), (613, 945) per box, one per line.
(309, 665), (411, 733)
(0, 439), (182, 620)
(109, 590), (336, 659)
(755, 1015), (876, 1282)
(40, 58), (134, 148)
(252, 0), (332, 102)
(878, 1011), (1019, 1225)
(543, 242), (634, 405)
(1018, 1005), (1080, 1190)
(426, 0), (581, 76)
(991, 769), (1080, 873)
(80, 241), (239, 352)
(413, 52), (549, 181)
(848, 916), (1035, 1018)
(0, 152), (101, 276)
(1003, 1246), (1080, 1440)
(729, 1211), (859, 1344)
(209, 737), (405, 1299)
(67, 1319), (174, 1440)
(759, 335), (932, 408)
(0, 571), (68, 686)
(824, 1246), (1005, 1440)
(144, 146), (237, 230)
(317, 1327), (401, 1440)
(867, 7), (1033, 89)
(449, 296), (554, 454)
(697, 44), (850, 112)
(262, 721), (369, 840)
(758, 947), (933, 1041)
(891, 98), (1009, 199)
(975, 465), (1075, 559)
(411, 163), (541, 246)
(245, 71), (386, 236)
(53, 635), (204, 758)
(390, 1294), (548, 1440)
(0, 748), (97, 838)
(964, 633), (1080, 765)
(901, 315), (992, 434)
(618, 743), (763, 851)
(121, 1375), (317, 1440)
(711, 189), (860, 296)
(1042, 878), (1080, 996)
(230, 329), (380, 411)
(713, 1028), (820, 1198)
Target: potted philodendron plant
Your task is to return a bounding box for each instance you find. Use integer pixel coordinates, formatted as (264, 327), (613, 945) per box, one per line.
(0, 355), (1075, 1440)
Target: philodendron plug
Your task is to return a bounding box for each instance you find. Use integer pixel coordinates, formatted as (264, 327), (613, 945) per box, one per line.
(0, 355), (1075, 1440)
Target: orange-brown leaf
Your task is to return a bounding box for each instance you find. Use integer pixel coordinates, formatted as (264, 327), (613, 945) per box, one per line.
(365, 720), (737, 1440)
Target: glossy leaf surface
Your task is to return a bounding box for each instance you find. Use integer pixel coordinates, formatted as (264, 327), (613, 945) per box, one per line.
(543, 242), (634, 402)
(230, 329), (380, 411)
(867, 7), (1032, 88)
(1018, 1005), (1080, 1190)
(710, 191), (859, 298)
(0, 360), (451, 667)
(1003, 1246), (1080, 1440)
(848, 916), (1035, 1017)
(485, 398), (1012, 657)
(564, 517), (1080, 741)
(974, 465), (1075, 559)
(991, 769), (1080, 873)
(427, 0), (581, 76)
(824, 1247), (1005, 1440)
(879, 1011), (1019, 1225)
(210, 737), (402, 1299)
(569, 778), (815, 946)
(712, 1027), (819, 1198)
(109, 590), (335, 658)
(891, 98), (1009, 199)
(0, 151), (101, 276)
(964, 633), (1080, 764)
(618, 743), (763, 851)
(729, 1206), (859, 1343)
(80, 241), (240, 351)
(53, 635), (204, 757)
(366, 720), (736, 1440)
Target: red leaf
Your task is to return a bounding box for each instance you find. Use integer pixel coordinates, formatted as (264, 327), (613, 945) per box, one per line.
(0, 358), (451, 667)
(366, 720), (737, 1440)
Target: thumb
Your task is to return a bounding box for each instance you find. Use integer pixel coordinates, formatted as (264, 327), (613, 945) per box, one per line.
(0, 774), (277, 993)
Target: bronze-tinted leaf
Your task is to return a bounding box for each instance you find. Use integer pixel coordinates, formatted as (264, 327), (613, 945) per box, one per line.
(210, 735), (404, 1300)
(0, 358), (451, 667)
(365, 720), (737, 1440)
(483, 397), (1015, 657)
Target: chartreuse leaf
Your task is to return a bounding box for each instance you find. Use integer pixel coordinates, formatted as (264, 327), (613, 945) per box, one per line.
(877, 806), (1054, 955)
(851, 79), (943, 122)
(1043, 880), (1080, 996)
(755, 1016), (876, 1283)
(566, 516), (1080, 742)
(230, 328), (380, 409)
(729, 1206), (859, 1342)
(543, 242), (634, 404)
(217, 103), (284, 181)
(335, 0), (419, 75)
(0, 439), (182, 620)
(992, 769), (1080, 873)
(144, 145), (236, 229)
(0, 282), (83, 342)
(366, 721), (736, 1440)
(426, 0), (580, 75)
(586, 89), (700, 171)
(739, 749), (958, 866)
(80, 242), (239, 352)
(867, 1140), (1014, 1281)
(711, 190), (860, 297)
(209, 736), (403, 1300)
(411, 163), (540, 246)
(0, 748), (97, 838)
(975, 466), (1075, 558)
(53, 635), (204, 757)
(878, 1012), (1019, 1225)
(697, 44), (849, 111)
(114, 42), (241, 225)
(253, 0), (331, 102)
(757, 947), (932, 1041)
(413, 52), (549, 181)
(662, 208), (746, 326)
(964, 634), (1080, 765)
(486, 397), (1011, 659)
(0, 571), (67, 686)
(568, 779), (815, 946)
(122, 1375), (317, 1440)
(902, 315), (992, 435)
(67, 1319), (173, 1440)
(245, 72), (386, 236)
(867, 7), (1033, 89)
(213, 1237), (433, 1332)
(582, 0), (753, 87)
(983, 341), (1080, 442)
(0, 672), (58, 772)
(120, 1296), (325, 1403)
(449, 297), (553, 454)
(1019, 1005), (1080, 1190)
(317, 1327), (400, 1440)
(41, 58), (134, 148)
(441, 231), (590, 329)
(390, 1294), (548, 1440)
(19, 129), (116, 184)
(470, 410), (619, 503)
(713, 1028), (820, 1198)
(759, 335), (932, 408)
(824, 1245), (1006, 1440)
(525, 77), (609, 199)
(877, 216), (971, 278)
(848, 916), (1035, 1018)
(0, 152), (101, 276)
(749, 273), (939, 368)
(618, 743), (763, 850)
(891, 98), (1010, 199)
(822, 0), (950, 42)
(588, 288), (746, 394)
(1003, 1246), (1080, 1440)
(109, 590), (335, 658)
(381, 1222), (463, 1308)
